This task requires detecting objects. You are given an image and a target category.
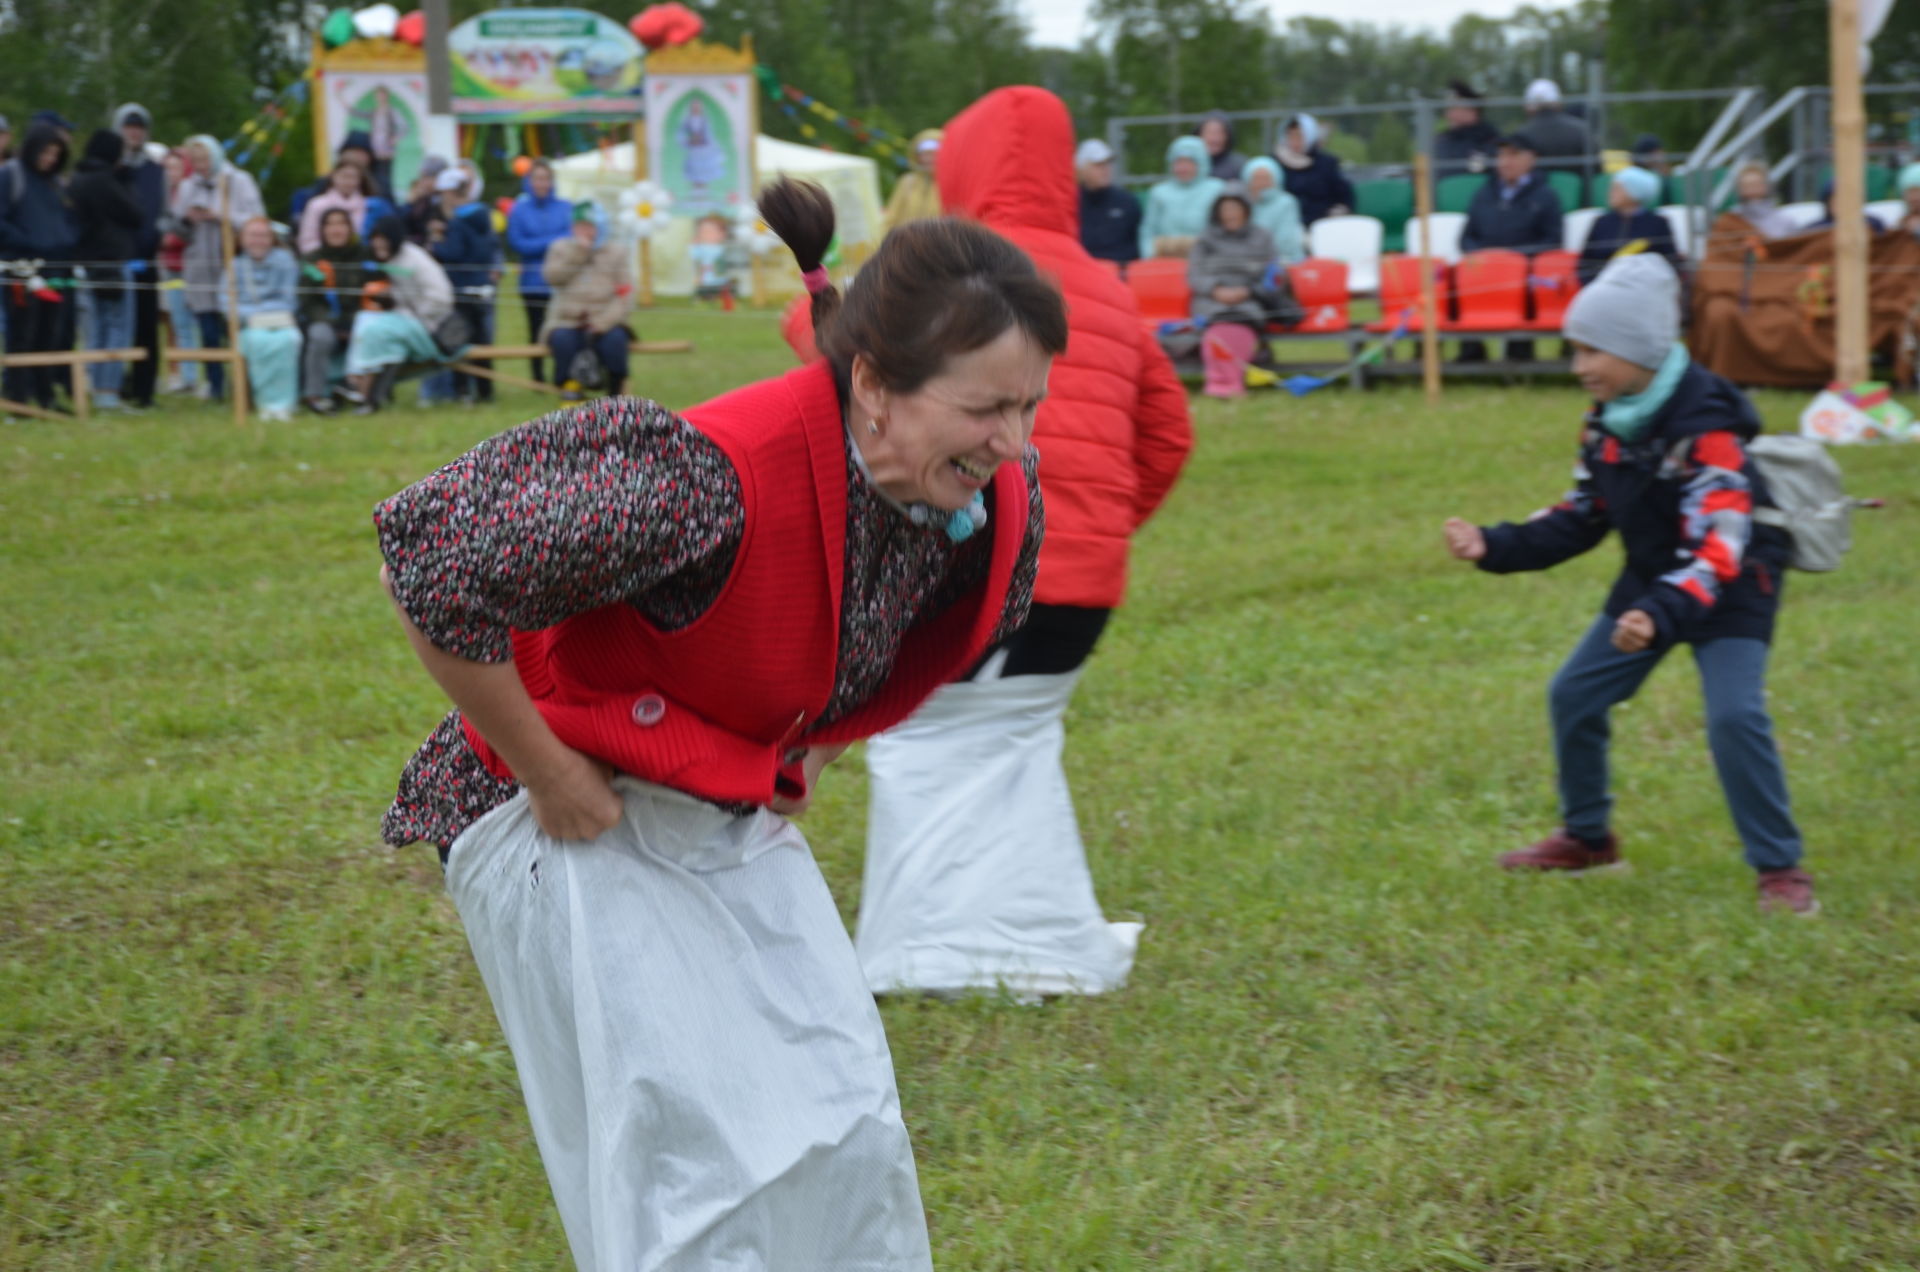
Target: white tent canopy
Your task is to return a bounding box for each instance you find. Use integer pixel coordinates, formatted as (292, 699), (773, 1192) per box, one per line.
(550, 135), (885, 298)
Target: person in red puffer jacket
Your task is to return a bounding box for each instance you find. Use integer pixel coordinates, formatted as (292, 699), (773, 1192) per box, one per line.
(854, 85), (1196, 999)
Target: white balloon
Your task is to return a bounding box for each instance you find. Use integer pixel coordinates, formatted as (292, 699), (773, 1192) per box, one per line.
(353, 3), (400, 39)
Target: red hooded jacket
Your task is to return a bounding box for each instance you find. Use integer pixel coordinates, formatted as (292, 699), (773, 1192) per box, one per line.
(939, 86), (1193, 608)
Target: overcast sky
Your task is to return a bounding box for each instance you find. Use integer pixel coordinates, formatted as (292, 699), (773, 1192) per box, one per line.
(1018, 0), (1575, 47)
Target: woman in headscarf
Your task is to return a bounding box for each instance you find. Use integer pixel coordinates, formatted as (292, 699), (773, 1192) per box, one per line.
(883, 128), (944, 230)
(1274, 112), (1355, 226)
(300, 207), (366, 413)
(1576, 165), (1681, 285)
(1730, 162), (1796, 241)
(225, 217), (302, 420)
(168, 134), (264, 401)
(1137, 134), (1224, 258)
(374, 176), (1061, 1270)
(1242, 156), (1305, 263)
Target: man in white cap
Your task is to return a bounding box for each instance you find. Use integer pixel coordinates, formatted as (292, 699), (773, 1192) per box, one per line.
(1076, 138), (1141, 264)
(1517, 77), (1592, 164)
(1442, 254), (1817, 917)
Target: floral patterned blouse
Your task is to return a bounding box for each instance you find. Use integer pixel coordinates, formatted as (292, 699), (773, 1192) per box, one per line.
(374, 394), (1043, 851)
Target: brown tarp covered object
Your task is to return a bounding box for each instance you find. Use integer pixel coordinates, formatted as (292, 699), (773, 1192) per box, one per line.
(1689, 213), (1920, 388)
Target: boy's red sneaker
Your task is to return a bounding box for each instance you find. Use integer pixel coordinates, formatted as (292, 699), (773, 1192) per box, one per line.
(1757, 868), (1820, 916)
(1498, 829), (1624, 873)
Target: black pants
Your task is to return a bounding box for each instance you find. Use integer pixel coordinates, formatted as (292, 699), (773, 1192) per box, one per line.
(452, 295), (495, 401)
(521, 294), (549, 382)
(196, 311), (228, 398)
(3, 267), (74, 408)
(128, 273), (160, 405)
(975, 604), (1112, 679)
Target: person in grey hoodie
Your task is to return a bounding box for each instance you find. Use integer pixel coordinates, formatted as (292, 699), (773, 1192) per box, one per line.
(1188, 183), (1277, 330)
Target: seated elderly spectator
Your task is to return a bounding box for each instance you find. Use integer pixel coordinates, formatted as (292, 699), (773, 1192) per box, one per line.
(1577, 166), (1680, 285)
(225, 217), (302, 421)
(1462, 135), (1563, 255)
(1731, 162), (1797, 239)
(540, 203), (635, 400)
(1275, 113), (1354, 225)
(1460, 135), (1563, 363)
(1189, 185), (1291, 398)
(1139, 136), (1223, 259)
(1243, 157), (1305, 263)
(1077, 139), (1141, 265)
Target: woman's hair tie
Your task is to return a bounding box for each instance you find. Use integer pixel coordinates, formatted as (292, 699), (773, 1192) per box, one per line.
(801, 266), (831, 295)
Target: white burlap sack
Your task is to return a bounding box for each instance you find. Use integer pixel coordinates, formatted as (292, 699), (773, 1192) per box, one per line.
(856, 670), (1142, 999)
(446, 778), (932, 1272)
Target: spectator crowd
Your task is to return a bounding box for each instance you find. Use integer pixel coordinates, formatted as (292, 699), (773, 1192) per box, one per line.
(0, 105), (639, 418)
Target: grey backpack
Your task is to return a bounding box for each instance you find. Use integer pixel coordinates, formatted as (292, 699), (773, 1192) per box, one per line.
(1748, 435), (1852, 573)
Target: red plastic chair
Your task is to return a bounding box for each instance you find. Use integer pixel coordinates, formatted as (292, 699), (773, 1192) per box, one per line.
(1528, 250), (1581, 331)
(1279, 257), (1350, 334)
(1366, 253), (1450, 333)
(1446, 249), (1530, 331)
(1128, 258), (1192, 328)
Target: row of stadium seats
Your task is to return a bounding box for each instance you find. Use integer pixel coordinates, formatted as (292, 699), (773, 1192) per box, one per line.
(1113, 250), (1586, 337)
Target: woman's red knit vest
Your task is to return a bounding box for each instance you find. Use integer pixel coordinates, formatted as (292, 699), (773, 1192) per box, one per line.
(463, 360), (1030, 805)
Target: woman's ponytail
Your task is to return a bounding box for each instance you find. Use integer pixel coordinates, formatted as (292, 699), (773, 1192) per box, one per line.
(759, 177), (842, 337)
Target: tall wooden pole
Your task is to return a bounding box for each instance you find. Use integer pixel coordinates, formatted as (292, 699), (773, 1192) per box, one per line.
(1829, 0), (1869, 384)
(220, 175), (249, 428)
(424, 0), (451, 114)
(1414, 153), (1441, 405)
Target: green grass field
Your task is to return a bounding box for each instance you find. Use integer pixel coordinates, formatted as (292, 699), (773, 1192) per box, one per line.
(5, 308), (1919, 1270)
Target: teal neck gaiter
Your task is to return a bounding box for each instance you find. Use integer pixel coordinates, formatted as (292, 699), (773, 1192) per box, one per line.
(1599, 342), (1690, 441)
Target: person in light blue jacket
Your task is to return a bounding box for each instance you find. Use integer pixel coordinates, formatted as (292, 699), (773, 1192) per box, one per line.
(224, 217), (302, 420)
(1138, 135), (1224, 259)
(505, 159), (572, 382)
(1242, 157), (1305, 263)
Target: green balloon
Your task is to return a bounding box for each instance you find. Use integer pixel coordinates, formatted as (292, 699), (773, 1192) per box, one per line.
(322, 8), (355, 47)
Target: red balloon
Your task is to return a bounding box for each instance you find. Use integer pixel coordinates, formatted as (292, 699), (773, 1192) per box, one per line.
(495, 196), (516, 218)
(631, 3), (703, 50)
(395, 10), (425, 45)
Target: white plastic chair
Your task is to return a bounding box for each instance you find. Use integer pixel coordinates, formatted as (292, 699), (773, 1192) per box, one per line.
(1656, 204), (1705, 258)
(1866, 199), (1905, 230)
(1307, 214), (1384, 295)
(1404, 212), (1467, 264)
(1777, 201), (1826, 232)
(1562, 207), (1604, 253)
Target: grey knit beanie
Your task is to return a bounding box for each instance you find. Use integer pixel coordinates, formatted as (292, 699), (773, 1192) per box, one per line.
(1563, 252), (1680, 370)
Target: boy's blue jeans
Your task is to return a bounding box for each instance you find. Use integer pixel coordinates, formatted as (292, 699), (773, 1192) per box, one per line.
(1551, 614), (1802, 871)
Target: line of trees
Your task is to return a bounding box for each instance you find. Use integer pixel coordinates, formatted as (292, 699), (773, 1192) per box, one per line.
(7, 0), (1920, 200)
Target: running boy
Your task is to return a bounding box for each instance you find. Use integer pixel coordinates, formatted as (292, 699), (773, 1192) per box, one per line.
(1442, 254), (1817, 915)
